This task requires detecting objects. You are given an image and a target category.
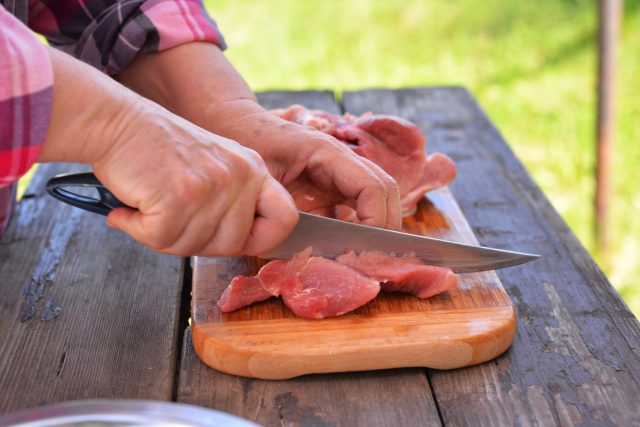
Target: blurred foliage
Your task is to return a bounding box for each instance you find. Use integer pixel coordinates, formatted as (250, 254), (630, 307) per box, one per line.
(203, 0), (640, 315)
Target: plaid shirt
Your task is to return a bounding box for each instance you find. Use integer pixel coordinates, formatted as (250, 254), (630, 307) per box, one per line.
(0, 0), (226, 187)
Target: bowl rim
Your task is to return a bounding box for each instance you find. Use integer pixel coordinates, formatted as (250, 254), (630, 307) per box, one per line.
(0, 399), (260, 427)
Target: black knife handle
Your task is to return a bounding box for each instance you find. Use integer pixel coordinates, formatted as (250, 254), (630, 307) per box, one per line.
(46, 172), (130, 216)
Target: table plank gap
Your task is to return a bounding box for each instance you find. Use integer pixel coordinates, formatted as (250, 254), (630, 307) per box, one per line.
(170, 257), (192, 401)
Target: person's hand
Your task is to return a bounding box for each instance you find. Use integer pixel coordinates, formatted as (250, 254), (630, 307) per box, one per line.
(38, 47), (298, 257)
(207, 103), (403, 230)
(95, 102), (298, 256)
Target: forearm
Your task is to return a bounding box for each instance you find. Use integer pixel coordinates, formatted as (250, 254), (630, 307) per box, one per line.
(39, 47), (139, 164)
(117, 42), (271, 149)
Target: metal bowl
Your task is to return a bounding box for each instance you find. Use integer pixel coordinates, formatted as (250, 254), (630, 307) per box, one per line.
(0, 400), (260, 427)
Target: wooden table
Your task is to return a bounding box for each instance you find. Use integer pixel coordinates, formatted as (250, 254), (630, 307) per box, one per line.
(1, 88), (639, 426)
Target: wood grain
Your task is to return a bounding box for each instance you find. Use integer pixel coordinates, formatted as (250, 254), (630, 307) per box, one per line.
(0, 164), (184, 414)
(343, 87), (640, 426)
(178, 90), (442, 426)
(179, 329), (441, 427)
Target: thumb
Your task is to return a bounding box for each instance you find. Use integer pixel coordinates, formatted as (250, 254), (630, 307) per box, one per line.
(243, 178), (299, 256)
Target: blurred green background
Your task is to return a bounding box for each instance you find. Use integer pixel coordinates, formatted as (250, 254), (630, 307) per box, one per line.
(203, 0), (640, 314)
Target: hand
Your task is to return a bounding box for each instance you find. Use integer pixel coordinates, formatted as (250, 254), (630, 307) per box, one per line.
(39, 47), (298, 257)
(208, 103), (403, 230)
(96, 102), (298, 256)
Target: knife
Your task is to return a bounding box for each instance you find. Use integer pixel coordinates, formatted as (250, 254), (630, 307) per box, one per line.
(46, 172), (540, 273)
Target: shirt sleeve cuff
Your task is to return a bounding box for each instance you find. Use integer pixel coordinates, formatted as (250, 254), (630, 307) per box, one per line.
(141, 0), (227, 53)
(44, 0), (227, 76)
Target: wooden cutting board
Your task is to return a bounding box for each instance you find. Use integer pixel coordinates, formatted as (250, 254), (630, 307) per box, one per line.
(191, 187), (516, 379)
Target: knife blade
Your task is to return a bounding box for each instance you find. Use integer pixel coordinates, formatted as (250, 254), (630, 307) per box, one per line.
(261, 212), (540, 273)
(45, 173), (540, 273)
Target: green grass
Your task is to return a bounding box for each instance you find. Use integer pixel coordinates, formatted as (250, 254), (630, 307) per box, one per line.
(202, 0), (640, 315)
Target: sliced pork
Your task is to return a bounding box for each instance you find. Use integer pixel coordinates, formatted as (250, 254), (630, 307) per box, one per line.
(335, 250), (458, 298)
(286, 257), (379, 317)
(219, 248), (459, 318)
(219, 248), (380, 319)
(272, 105), (456, 216)
(218, 276), (272, 312)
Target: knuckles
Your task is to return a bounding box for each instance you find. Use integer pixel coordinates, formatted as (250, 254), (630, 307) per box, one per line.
(209, 241), (245, 257)
(241, 147), (266, 169)
(170, 172), (213, 206)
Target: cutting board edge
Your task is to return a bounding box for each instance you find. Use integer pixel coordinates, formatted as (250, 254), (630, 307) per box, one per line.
(191, 305), (516, 380)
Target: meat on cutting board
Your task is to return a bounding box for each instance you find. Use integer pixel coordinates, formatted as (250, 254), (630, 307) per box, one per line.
(218, 248), (458, 319)
(335, 250), (458, 298)
(272, 105), (457, 216)
(217, 276), (272, 313)
(218, 107), (460, 319)
(219, 248), (380, 318)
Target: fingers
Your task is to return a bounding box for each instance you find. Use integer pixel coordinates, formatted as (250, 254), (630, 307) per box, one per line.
(359, 157), (402, 230)
(194, 196), (257, 256)
(106, 171), (297, 258)
(306, 140), (401, 230)
(262, 117), (401, 230)
(106, 207), (148, 241)
(190, 175), (297, 257)
(105, 170), (222, 253)
(242, 176), (299, 256)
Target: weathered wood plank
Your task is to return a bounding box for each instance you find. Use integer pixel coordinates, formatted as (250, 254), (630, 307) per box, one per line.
(343, 87), (640, 426)
(180, 329), (439, 427)
(0, 163), (185, 414)
(177, 90), (441, 426)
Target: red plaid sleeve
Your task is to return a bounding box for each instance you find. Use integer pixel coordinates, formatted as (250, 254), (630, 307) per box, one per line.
(0, 8), (53, 186)
(1, 0), (226, 185)
(29, 0), (227, 75)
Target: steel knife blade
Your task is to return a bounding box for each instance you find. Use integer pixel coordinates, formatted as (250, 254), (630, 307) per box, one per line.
(261, 212), (540, 273)
(44, 173), (540, 272)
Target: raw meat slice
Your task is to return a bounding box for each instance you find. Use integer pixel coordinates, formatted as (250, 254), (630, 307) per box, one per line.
(219, 248), (381, 319)
(282, 257), (380, 318)
(400, 153), (457, 214)
(218, 275), (273, 312)
(272, 105), (456, 216)
(257, 247), (312, 296)
(271, 105), (351, 133)
(218, 252), (309, 314)
(219, 247), (459, 316)
(336, 250), (458, 298)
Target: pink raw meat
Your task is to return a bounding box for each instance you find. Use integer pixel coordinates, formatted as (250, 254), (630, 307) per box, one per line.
(217, 276), (273, 312)
(219, 248), (381, 319)
(336, 250), (458, 298)
(400, 153), (457, 214)
(219, 248), (460, 317)
(272, 105), (456, 216)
